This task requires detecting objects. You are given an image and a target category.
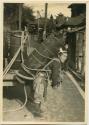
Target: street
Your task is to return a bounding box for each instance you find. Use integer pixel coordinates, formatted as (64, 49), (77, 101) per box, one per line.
(3, 71), (85, 122)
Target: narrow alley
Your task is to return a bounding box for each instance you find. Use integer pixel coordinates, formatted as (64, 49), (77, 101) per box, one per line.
(3, 71), (85, 122)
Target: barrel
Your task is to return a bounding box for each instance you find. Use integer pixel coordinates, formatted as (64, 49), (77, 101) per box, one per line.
(9, 31), (22, 69)
(23, 32), (65, 70)
(16, 32), (65, 88)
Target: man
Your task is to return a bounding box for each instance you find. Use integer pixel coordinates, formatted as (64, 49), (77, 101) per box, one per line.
(50, 45), (68, 89)
(31, 45), (68, 116)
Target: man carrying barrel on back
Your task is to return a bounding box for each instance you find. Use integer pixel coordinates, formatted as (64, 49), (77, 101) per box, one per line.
(15, 28), (68, 117)
(30, 44), (68, 117)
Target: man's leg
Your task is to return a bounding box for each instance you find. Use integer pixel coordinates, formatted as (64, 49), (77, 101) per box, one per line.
(32, 72), (47, 116)
(51, 58), (62, 88)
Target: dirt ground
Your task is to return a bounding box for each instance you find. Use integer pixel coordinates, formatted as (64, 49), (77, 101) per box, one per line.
(3, 72), (84, 122)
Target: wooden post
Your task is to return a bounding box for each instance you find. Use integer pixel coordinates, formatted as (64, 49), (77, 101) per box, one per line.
(19, 3), (22, 30)
(44, 3), (48, 31)
(43, 3), (48, 40)
(81, 31), (85, 77)
(21, 31), (24, 63)
(38, 18), (40, 35)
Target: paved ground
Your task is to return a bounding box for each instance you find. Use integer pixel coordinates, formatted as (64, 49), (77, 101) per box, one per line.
(3, 72), (85, 122)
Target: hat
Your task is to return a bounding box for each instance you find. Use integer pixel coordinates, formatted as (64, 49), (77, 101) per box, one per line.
(58, 48), (67, 54)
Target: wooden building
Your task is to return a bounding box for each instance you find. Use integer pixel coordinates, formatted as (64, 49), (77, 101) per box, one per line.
(67, 4), (86, 79)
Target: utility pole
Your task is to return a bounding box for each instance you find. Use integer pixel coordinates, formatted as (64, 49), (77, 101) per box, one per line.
(43, 3), (48, 40)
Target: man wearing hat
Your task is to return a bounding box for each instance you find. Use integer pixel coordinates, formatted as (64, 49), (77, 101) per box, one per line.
(50, 45), (68, 89)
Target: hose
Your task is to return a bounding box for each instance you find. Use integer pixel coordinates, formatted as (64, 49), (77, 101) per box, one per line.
(3, 85), (28, 113)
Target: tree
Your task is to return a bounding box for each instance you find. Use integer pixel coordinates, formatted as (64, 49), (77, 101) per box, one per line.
(4, 3), (19, 22)
(4, 3), (35, 30)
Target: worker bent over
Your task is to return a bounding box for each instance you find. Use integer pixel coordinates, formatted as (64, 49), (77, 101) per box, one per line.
(15, 46), (68, 117)
(31, 47), (68, 116)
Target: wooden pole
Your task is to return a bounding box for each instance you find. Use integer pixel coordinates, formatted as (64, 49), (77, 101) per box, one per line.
(19, 3), (22, 30)
(38, 18), (40, 35)
(44, 3), (48, 31)
(43, 3), (48, 40)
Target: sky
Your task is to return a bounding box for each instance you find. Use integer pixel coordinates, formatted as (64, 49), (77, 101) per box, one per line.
(24, 3), (71, 19)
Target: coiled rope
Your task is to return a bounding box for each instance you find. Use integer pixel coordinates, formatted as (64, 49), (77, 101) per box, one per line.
(3, 58), (61, 113)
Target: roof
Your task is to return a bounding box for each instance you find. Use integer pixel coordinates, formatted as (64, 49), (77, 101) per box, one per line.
(56, 13), (85, 27)
(65, 13), (85, 26)
(68, 3), (86, 8)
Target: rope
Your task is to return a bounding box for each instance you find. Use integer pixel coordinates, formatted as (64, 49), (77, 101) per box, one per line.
(34, 48), (52, 60)
(43, 59), (54, 69)
(10, 34), (21, 38)
(21, 63), (35, 78)
(3, 32), (31, 113)
(31, 53), (43, 65)
(3, 85), (28, 113)
(42, 43), (55, 56)
(21, 63), (51, 72)
(3, 47), (21, 78)
(3, 58), (61, 113)
(15, 70), (34, 80)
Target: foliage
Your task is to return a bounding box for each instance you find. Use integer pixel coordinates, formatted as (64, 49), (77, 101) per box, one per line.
(22, 5), (35, 22)
(21, 5), (35, 29)
(4, 3), (35, 29)
(4, 3), (19, 21)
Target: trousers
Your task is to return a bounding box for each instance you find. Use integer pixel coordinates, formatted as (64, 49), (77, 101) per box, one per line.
(33, 72), (48, 104)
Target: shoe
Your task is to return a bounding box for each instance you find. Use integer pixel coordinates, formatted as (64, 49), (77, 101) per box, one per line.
(52, 85), (58, 89)
(52, 83), (61, 89)
(29, 102), (43, 117)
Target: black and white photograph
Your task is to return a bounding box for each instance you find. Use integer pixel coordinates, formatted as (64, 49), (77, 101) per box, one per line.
(3, 1), (86, 123)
